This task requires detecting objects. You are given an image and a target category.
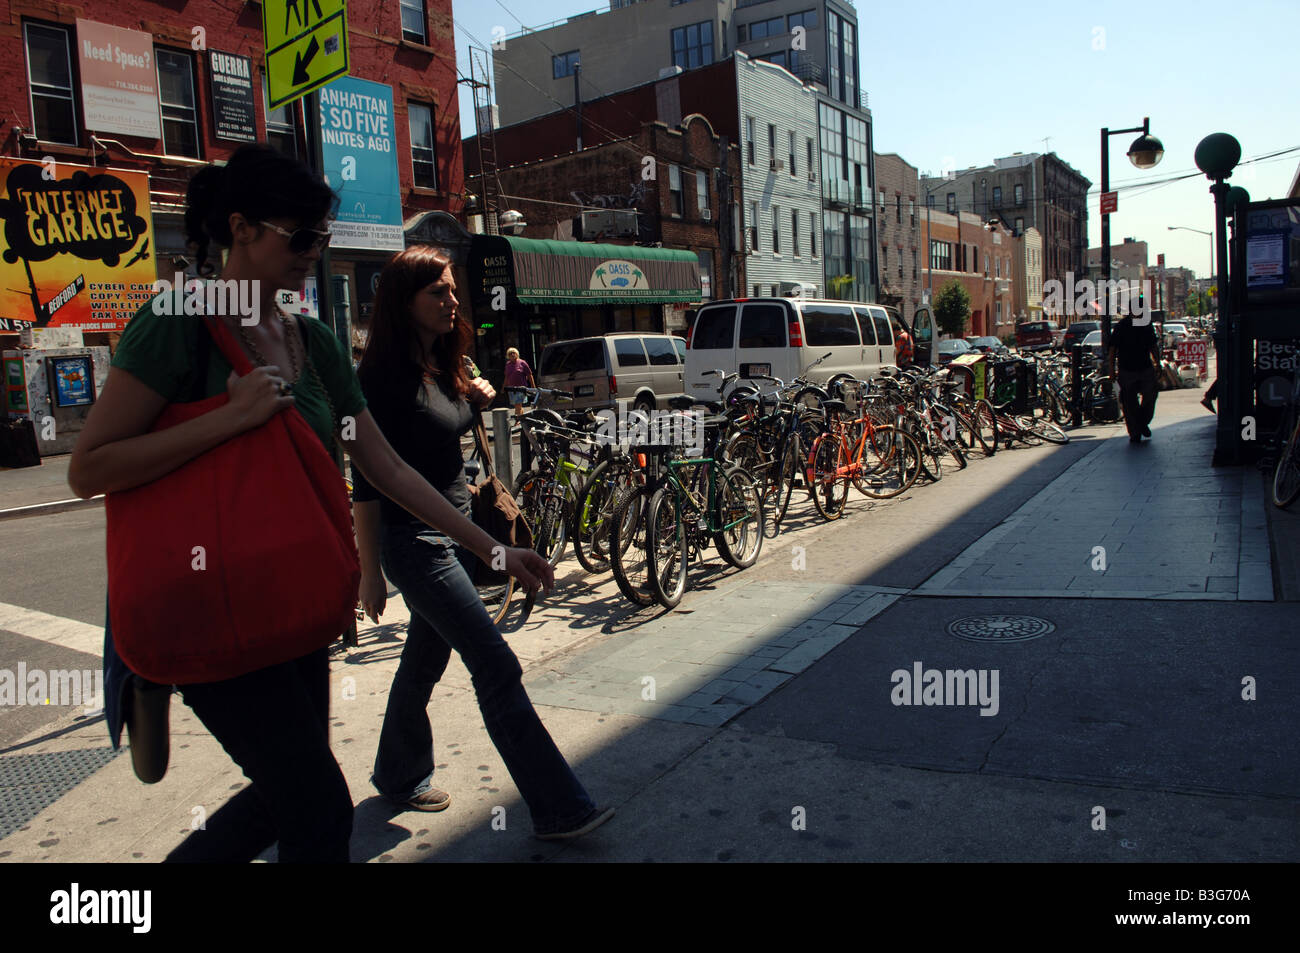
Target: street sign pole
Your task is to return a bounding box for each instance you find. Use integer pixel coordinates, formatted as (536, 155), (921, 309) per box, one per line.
(303, 92), (341, 353)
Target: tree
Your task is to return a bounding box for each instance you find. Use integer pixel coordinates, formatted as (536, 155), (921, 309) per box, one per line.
(933, 279), (972, 338)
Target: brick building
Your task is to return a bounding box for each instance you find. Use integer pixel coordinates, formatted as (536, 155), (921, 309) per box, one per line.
(873, 152), (922, 324)
(2, 0), (465, 347)
(923, 210), (1018, 338)
(486, 114), (744, 310)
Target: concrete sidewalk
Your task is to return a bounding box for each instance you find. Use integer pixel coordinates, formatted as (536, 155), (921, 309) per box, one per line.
(0, 383), (1296, 862)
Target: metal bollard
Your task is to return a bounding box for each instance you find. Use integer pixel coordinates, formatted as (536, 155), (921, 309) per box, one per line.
(1070, 344), (1083, 428)
(491, 407), (514, 485)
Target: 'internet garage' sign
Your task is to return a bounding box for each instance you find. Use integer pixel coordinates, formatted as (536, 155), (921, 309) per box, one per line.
(318, 76), (403, 252)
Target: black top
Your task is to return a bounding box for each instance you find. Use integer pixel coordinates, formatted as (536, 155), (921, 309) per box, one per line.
(1109, 317), (1158, 373)
(353, 371), (474, 524)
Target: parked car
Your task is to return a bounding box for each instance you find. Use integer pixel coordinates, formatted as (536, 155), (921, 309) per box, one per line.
(683, 298), (939, 400)
(1063, 320), (1102, 348)
(966, 336), (1010, 357)
(1162, 322), (1190, 348)
(537, 332), (686, 412)
(936, 338), (975, 364)
(1081, 329), (1105, 362)
(1015, 320), (1055, 351)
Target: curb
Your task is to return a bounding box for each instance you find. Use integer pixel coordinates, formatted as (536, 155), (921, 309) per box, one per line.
(0, 496), (103, 521)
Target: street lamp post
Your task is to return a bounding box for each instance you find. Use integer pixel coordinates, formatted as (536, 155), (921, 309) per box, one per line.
(1099, 118), (1164, 350)
(1193, 133), (1242, 466)
(1167, 225), (1214, 314)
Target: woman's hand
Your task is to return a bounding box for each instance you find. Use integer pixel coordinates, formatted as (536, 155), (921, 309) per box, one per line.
(503, 546), (554, 595)
(224, 365), (295, 431)
(358, 571), (387, 623)
(468, 377), (496, 408)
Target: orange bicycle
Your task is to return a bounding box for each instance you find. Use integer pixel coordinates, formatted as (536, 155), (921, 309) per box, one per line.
(806, 388), (922, 520)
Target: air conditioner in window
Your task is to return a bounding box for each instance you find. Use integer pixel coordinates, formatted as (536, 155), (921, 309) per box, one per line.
(808, 171), (816, 182)
(700, 208), (712, 221)
(770, 158), (785, 172)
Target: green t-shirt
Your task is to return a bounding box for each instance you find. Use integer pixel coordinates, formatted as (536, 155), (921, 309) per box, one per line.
(111, 295), (366, 449)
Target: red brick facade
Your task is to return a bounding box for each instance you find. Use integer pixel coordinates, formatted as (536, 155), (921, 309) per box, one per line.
(493, 115), (744, 301)
(922, 211), (1017, 338)
(873, 152), (923, 324)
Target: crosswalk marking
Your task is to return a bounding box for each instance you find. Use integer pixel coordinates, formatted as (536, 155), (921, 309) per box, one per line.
(0, 602), (105, 658)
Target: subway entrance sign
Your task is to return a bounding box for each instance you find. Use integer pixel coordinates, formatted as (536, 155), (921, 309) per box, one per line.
(264, 0), (350, 109)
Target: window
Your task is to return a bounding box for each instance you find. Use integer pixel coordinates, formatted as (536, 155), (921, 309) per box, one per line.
(674, 338), (687, 363)
(871, 309), (892, 345)
(758, 51), (787, 70)
(789, 131), (796, 175)
(801, 305), (860, 346)
(842, 21), (856, 108)
(878, 188), (886, 210)
(738, 304), (786, 348)
(930, 240), (952, 271)
(157, 50), (200, 158)
(1014, 183), (1024, 204)
(810, 211), (817, 257)
(747, 16), (785, 40)
(995, 257), (1001, 278)
(691, 305), (736, 349)
(695, 250), (713, 300)
(806, 138), (814, 178)
(615, 338), (649, 367)
(671, 21), (714, 70)
(400, 0), (427, 44)
(539, 339), (603, 375)
(881, 247), (887, 272)
(787, 9), (818, 31)
(24, 22), (77, 145)
(696, 169), (708, 214)
(767, 123), (775, 158)
(897, 251), (903, 279)
(644, 336), (679, 366)
(264, 75), (298, 158)
(912, 249), (918, 279)
(408, 102), (437, 188)
(792, 209), (799, 256)
(737, 24), (748, 42)
(992, 186), (1002, 207)
(669, 165), (684, 215)
(772, 204), (780, 253)
(753, 285), (761, 297)
(750, 201), (759, 251)
(909, 199), (916, 225)
(853, 307), (877, 345)
(896, 195), (902, 223)
(552, 50), (580, 79)
(996, 301), (1002, 322)
(946, 193), (955, 213)
(984, 253), (990, 275)
(746, 117), (755, 165)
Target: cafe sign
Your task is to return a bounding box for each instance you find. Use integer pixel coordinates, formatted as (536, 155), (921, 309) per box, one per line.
(590, 259), (648, 291)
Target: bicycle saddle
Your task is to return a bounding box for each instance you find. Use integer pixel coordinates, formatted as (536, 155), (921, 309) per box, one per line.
(820, 399), (847, 413)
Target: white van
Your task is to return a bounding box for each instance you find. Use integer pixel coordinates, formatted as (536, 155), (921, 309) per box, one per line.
(684, 297), (935, 398)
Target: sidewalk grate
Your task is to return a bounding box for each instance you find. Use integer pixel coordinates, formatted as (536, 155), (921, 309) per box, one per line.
(0, 747), (120, 842)
(946, 614), (1055, 643)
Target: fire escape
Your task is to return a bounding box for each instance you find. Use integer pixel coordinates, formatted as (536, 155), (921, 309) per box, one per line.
(459, 46), (503, 235)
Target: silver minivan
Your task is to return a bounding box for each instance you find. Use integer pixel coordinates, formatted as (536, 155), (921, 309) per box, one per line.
(537, 332), (687, 412)
(683, 297), (935, 399)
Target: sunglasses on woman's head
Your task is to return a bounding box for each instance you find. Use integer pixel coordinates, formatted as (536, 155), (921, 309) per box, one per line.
(259, 221), (332, 254)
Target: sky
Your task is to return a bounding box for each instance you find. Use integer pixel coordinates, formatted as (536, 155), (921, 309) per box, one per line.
(451, 0), (1299, 280)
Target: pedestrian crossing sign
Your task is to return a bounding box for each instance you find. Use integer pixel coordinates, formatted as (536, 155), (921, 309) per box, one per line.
(264, 0), (350, 109)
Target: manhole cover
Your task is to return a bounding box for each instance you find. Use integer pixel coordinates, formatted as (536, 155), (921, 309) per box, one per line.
(946, 614), (1055, 643)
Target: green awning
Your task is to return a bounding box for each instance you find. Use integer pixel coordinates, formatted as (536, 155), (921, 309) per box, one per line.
(490, 236), (700, 306)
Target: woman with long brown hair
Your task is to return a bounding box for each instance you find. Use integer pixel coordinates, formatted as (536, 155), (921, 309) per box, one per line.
(353, 245), (613, 840)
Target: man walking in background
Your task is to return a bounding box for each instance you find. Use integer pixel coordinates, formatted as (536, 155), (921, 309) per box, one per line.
(1107, 315), (1161, 444)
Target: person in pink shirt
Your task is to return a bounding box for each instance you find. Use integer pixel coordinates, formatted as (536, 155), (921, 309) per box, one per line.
(504, 347), (535, 415)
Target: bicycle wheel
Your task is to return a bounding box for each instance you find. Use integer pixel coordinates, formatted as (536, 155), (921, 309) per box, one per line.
(609, 485), (656, 607)
(713, 467), (764, 568)
(475, 574), (517, 625)
(572, 459), (634, 574)
(1013, 416), (1044, 447)
(769, 434), (799, 529)
(971, 399), (998, 456)
(855, 425), (920, 499)
(912, 421), (942, 482)
(1028, 416), (1069, 445)
(645, 487), (687, 608)
(1272, 420), (1300, 508)
(809, 432), (850, 520)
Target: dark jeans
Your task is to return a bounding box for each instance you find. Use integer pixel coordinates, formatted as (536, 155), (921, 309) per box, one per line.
(373, 523), (595, 833)
(1118, 366), (1158, 438)
(164, 647), (352, 863)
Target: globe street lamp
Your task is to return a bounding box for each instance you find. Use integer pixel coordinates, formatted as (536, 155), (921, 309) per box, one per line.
(1194, 132), (1242, 465)
(1167, 225), (1214, 313)
(1099, 118), (1164, 350)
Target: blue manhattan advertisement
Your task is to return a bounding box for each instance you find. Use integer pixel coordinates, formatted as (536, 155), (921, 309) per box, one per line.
(318, 76), (404, 251)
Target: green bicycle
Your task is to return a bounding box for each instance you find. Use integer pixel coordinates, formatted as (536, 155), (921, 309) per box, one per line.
(644, 430), (764, 609)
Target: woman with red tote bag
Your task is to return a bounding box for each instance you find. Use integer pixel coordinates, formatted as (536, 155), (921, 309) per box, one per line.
(68, 145), (552, 863)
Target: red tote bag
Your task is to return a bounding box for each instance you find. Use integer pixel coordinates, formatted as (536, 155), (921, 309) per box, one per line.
(106, 315), (360, 685)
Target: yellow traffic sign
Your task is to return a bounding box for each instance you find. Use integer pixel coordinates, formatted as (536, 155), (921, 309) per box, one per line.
(263, 0), (349, 109)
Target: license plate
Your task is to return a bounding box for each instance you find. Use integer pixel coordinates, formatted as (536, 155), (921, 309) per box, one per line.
(742, 363), (771, 378)
(575, 384), (595, 397)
